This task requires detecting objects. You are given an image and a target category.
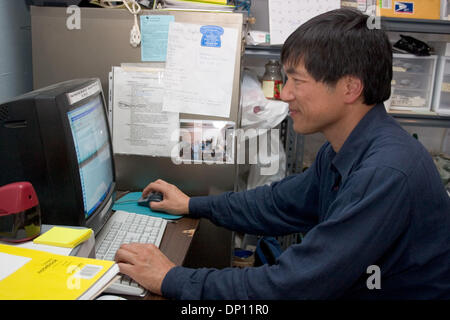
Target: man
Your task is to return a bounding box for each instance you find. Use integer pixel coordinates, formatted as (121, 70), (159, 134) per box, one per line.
(115, 8), (450, 299)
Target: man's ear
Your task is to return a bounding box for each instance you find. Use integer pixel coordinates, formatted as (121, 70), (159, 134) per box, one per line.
(339, 76), (364, 104)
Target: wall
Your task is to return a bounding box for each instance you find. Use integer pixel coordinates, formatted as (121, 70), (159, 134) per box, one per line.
(0, 0), (32, 103)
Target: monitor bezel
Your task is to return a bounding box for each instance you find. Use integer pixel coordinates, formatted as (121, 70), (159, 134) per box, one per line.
(59, 80), (116, 234)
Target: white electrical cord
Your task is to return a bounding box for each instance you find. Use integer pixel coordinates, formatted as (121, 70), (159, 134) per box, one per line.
(123, 0), (142, 47)
(95, 0), (142, 47)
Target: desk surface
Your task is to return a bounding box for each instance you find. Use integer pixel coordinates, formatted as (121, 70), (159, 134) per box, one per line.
(143, 216), (199, 300)
(116, 192), (199, 300)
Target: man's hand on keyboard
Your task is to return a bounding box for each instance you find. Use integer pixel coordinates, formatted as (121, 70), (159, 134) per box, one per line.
(115, 243), (175, 296)
(142, 179), (190, 215)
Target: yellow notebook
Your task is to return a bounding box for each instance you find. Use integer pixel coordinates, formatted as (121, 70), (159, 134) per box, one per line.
(33, 227), (93, 248)
(0, 244), (119, 300)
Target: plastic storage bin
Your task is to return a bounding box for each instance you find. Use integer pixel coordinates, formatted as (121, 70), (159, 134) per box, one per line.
(390, 54), (438, 112)
(432, 57), (450, 116)
(442, 0), (450, 20)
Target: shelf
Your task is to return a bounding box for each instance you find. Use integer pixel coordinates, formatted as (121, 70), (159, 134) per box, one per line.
(244, 45), (282, 59)
(389, 111), (450, 128)
(380, 17), (450, 34)
(245, 17), (450, 58)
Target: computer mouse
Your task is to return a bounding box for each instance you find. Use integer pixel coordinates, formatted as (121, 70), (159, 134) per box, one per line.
(137, 192), (163, 207)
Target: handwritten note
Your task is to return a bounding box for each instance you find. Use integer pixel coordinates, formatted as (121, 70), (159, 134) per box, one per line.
(162, 22), (238, 118)
(268, 0), (340, 45)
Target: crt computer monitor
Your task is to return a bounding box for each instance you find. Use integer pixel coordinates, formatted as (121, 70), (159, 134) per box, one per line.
(0, 78), (116, 235)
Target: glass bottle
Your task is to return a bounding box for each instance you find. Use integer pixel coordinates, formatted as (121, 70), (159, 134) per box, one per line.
(262, 59), (283, 100)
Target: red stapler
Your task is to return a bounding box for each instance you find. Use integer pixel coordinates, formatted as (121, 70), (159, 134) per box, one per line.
(0, 182), (41, 242)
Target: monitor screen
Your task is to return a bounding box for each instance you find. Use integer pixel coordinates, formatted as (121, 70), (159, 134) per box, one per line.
(67, 95), (114, 219)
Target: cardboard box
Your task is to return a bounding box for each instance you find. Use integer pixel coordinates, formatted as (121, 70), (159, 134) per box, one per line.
(377, 0), (441, 20)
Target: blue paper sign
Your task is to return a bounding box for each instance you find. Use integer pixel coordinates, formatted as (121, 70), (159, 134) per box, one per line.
(140, 15), (175, 61)
(200, 25), (224, 48)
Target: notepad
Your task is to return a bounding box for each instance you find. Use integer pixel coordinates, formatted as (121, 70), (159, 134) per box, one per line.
(33, 227), (93, 248)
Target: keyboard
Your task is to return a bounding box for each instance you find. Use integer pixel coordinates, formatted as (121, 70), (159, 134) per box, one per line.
(95, 210), (167, 296)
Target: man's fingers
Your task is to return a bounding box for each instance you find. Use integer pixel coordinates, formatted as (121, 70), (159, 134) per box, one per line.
(115, 244), (139, 263)
(142, 180), (167, 197)
(117, 262), (135, 277)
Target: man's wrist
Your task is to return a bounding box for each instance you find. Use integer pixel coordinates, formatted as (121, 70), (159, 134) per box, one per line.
(187, 196), (212, 218)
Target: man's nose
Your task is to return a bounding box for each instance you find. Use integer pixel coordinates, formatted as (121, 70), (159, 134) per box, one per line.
(280, 79), (294, 102)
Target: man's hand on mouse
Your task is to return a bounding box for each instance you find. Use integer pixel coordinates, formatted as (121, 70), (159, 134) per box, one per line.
(115, 243), (175, 296)
(142, 179), (190, 215)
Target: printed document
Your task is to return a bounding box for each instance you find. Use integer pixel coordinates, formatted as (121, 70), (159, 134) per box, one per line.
(162, 22), (238, 118)
(111, 66), (179, 157)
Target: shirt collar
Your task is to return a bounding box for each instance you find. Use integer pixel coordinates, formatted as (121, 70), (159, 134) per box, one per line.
(330, 103), (388, 182)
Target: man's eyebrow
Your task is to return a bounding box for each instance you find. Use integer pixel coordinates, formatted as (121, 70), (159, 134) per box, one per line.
(284, 66), (307, 77)
(284, 66), (297, 74)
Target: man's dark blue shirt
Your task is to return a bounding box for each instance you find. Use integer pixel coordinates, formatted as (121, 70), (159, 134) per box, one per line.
(162, 104), (450, 299)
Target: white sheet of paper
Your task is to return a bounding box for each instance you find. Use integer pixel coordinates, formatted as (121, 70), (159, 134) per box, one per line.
(162, 22), (238, 118)
(0, 252), (31, 281)
(112, 66), (179, 157)
(268, 0), (340, 45)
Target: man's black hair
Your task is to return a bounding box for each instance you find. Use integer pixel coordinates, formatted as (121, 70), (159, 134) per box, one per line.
(281, 8), (392, 105)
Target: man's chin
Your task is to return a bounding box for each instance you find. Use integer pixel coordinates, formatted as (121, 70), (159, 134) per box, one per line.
(292, 123), (317, 135)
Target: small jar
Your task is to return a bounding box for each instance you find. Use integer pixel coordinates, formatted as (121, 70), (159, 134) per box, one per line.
(262, 59), (283, 100)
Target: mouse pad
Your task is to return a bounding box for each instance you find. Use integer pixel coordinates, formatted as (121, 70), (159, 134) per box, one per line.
(112, 192), (182, 220)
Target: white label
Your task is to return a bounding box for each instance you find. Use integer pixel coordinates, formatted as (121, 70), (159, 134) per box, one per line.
(262, 80), (275, 98)
(74, 264), (103, 279)
(393, 66), (407, 72)
(67, 81), (101, 105)
(0, 252), (31, 281)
